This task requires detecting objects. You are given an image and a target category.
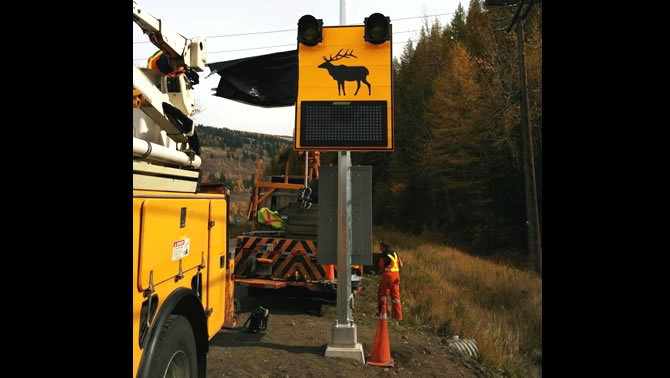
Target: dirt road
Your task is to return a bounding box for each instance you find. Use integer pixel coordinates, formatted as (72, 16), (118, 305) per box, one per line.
(206, 273), (497, 378)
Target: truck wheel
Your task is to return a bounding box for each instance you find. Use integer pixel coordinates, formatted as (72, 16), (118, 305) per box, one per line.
(150, 315), (198, 378)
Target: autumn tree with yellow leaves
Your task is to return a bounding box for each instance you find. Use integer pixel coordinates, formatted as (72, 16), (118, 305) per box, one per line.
(370, 0), (542, 266)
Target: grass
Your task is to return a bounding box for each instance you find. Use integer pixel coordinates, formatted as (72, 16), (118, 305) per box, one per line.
(374, 227), (542, 378)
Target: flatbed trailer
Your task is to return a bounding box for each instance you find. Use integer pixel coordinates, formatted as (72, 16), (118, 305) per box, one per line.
(233, 159), (363, 300)
(234, 233), (363, 298)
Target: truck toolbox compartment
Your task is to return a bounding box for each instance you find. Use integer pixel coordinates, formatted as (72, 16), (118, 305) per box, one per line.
(138, 198), (209, 290)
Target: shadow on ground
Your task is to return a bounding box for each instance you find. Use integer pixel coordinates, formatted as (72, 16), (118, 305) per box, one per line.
(235, 286), (336, 316)
(210, 328), (327, 356)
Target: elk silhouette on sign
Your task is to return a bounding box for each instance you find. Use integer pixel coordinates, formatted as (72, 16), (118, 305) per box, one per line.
(318, 49), (371, 96)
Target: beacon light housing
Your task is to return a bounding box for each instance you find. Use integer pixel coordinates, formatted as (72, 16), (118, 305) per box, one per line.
(298, 15), (323, 46)
(364, 13), (391, 44)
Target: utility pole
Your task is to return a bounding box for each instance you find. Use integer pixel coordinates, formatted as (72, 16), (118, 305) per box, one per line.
(505, 0), (542, 274)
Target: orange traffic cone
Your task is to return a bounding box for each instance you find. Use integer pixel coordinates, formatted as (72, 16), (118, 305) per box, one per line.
(325, 264), (335, 281)
(367, 299), (394, 367)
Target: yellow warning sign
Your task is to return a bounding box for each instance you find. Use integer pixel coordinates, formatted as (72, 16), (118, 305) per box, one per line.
(295, 25), (393, 151)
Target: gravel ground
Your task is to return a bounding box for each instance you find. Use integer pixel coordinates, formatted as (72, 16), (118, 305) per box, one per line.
(205, 273), (498, 378)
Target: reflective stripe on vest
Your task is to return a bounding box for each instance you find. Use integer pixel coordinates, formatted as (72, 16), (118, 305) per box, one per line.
(385, 252), (400, 272)
(147, 50), (163, 71)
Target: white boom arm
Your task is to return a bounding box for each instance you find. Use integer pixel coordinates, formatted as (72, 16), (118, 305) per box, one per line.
(132, 1), (207, 172)
(133, 1), (208, 71)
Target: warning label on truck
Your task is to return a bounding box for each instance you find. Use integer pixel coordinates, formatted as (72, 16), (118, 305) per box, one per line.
(172, 238), (190, 261)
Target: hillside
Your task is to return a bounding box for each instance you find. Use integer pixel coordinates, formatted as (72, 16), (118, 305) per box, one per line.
(196, 125), (292, 223)
(373, 228), (542, 377)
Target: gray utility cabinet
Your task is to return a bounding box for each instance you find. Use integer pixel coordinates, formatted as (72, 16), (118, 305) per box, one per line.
(317, 166), (372, 266)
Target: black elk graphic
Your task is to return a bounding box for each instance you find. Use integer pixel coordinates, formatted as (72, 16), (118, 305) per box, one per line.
(318, 49), (371, 96)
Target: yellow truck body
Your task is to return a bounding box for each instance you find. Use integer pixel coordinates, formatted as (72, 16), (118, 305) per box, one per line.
(133, 190), (235, 378)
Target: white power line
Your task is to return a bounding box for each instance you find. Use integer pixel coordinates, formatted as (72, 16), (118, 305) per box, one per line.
(133, 12), (455, 45)
(134, 31), (427, 62)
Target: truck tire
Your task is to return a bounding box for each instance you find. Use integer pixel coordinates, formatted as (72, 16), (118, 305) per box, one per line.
(149, 315), (198, 378)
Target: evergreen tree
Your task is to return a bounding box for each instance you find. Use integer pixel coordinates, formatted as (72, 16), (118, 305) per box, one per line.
(376, 2), (542, 258)
(447, 3), (467, 43)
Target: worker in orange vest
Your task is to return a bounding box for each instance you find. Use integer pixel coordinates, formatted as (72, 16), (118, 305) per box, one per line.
(377, 241), (403, 320)
(147, 50), (173, 74)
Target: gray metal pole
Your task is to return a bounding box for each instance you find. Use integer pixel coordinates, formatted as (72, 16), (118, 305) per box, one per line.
(336, 151), (352, 325)
(336, 0), (353, 329)
(339, 0), (350, 25)
(305, 151), (309, 187)
(324, 0), (364, 363)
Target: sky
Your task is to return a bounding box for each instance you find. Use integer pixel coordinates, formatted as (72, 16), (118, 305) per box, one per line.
(133, 0), (466, 137)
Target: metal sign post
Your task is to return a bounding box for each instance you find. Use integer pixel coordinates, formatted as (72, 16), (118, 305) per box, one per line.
(324, 0), (365, 364)
(337, 151), (352, 328)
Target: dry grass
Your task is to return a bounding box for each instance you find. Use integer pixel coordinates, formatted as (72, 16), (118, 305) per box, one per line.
(375, 228), (542, 378)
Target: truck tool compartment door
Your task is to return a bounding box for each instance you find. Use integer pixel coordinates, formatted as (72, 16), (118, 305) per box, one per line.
(133, 198), (144, 377)
(206, 199), (228, 337)
(139, 199), (209, 291)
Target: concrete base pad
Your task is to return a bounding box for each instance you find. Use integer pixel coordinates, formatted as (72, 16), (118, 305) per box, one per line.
(325, 343), (366, 364)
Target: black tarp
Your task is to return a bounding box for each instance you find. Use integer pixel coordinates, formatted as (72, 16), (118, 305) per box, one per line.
(207, 50), (298, 108)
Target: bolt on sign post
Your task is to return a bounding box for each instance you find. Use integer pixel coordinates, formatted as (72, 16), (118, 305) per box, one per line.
(295, 15), (393, 151)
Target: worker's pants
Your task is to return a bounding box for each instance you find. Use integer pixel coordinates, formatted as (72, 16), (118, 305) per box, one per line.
(378, 272), (402, 320)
